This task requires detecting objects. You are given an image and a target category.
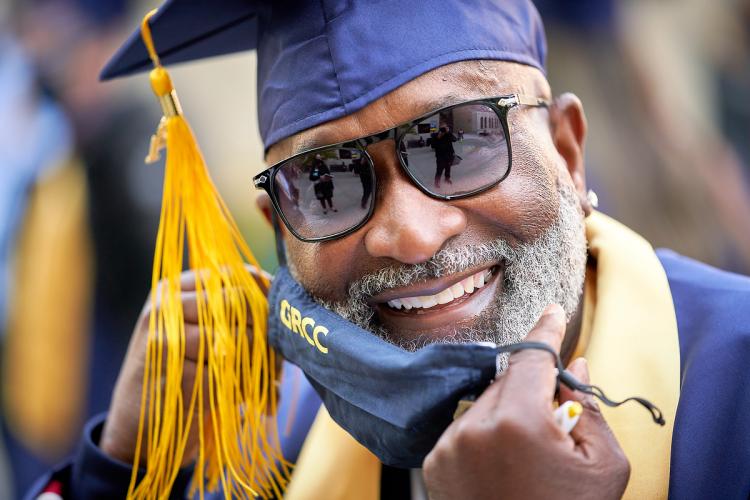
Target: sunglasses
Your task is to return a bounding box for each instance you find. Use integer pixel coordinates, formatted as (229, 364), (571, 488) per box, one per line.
(253, 94), (549, 242)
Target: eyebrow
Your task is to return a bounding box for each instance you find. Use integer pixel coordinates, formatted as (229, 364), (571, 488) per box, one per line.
(293, 136), (326, 154)
(421, 92), (469, 112)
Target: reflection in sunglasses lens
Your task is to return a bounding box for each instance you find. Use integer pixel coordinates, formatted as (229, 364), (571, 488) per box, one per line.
(272, 103), (508, 240)
(399, 103), (509, 196)
(273, 148), (374, 240)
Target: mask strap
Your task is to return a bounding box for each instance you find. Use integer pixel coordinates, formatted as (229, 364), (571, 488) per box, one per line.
(495, 342), (665, 426)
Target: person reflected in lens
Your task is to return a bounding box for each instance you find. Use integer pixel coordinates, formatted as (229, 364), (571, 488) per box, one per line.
(309, 153), (337, 214)
(430, 123), (458, 188)
(353, 158), (373, 209)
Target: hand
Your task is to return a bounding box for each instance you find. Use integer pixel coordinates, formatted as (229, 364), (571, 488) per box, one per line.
(99, 266), (272, 466)
(423, 304), (630, 500)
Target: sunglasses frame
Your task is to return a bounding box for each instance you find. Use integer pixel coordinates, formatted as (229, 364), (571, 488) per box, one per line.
(253, 94), (549, 243)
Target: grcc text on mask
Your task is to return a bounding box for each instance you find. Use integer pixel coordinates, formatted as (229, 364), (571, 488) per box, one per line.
(279, 299), (329, 354)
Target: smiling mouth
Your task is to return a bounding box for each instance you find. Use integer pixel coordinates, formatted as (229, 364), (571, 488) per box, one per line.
(381, 266), (497, 313)
(369, 262), (504, 337)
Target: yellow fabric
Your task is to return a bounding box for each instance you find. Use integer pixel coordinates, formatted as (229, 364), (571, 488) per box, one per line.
(287, 211), (680, 499)
(3, 159), (93, 460)
(573, 211), (680, 499)
(285, 408), (381, 500)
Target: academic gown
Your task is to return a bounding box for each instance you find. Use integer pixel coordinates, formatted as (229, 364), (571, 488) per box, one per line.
(26, 249), (750, 500)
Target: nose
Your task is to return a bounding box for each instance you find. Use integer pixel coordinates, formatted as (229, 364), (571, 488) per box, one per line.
(363, 172), (467, 264)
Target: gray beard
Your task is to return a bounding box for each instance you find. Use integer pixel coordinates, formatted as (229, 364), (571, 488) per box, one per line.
(304, 181), (587, 369)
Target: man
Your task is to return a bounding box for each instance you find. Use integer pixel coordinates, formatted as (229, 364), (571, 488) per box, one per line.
(308, 154), (337, 214)
(29, 0), (750, 499)
(429, 125), (457, 188)
(0, 32), (93, 497)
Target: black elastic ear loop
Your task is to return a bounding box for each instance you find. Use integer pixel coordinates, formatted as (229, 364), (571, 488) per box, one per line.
(496, 342), (665, 426)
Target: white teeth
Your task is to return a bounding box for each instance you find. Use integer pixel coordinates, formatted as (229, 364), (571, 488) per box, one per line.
(419, 295), (438, 308)
(385, 267), (494, 310)
(474, 271), (485, 288)
(436, 288), (454, 304)
(461, 276), (475, 294)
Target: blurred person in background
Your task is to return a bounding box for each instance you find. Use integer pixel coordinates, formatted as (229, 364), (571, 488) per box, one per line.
(0, 22), (92, 500)
(1, 0), (161, 496)
(717, 0), (750, 179)
(536, 0), (750, 274)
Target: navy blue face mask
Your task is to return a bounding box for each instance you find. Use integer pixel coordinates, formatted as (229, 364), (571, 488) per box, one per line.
(267, 266), (498, 468)
(267, 266), (665, 469)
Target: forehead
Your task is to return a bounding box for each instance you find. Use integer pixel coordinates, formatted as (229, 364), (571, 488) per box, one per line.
(266, 60), (549, 164)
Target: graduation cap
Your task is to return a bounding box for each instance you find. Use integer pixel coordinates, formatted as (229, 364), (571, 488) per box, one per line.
(103, 0), (546, 149)
(104, 1), (547, 498)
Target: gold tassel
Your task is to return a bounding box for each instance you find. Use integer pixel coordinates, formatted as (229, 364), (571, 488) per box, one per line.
(127, 10), (289, 499)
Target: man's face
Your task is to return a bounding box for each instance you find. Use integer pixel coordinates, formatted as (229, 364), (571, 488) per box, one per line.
(264, 60), (590, 353)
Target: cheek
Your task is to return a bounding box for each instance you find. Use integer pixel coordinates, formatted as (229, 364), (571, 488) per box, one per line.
(466, 122), (559, 242)
(286, 236), (357, 301)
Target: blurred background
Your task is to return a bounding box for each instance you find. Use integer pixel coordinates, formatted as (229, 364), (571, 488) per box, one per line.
(0, 0), (749, 497)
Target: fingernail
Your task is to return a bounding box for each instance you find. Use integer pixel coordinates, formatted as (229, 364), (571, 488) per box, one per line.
(578, 357), (591, 384)
(569, 356), (585, 370)
(542, 304), (564, 318)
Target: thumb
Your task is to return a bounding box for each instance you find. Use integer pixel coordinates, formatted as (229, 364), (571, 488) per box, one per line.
(500, 304), (566, 402)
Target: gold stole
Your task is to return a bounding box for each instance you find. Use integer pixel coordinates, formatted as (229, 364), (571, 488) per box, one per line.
(572, 211), (680, 498)
(3, 159), (93, 460)
(286, 211), (680, 499)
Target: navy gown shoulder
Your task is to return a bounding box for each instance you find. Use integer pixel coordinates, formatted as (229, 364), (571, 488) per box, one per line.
(657, 249), (750, 500)
(25, 361), (321, 499)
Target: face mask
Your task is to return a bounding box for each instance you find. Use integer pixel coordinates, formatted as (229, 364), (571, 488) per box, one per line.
(267, 266), (498, 468)
(266, 267), (665, 468)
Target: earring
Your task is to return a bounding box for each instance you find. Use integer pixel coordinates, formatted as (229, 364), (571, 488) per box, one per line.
(587, 189), (599, 208)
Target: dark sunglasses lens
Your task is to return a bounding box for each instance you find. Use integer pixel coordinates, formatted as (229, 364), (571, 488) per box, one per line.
(273, 148), (375, 240)
(399, 103), (509, 196)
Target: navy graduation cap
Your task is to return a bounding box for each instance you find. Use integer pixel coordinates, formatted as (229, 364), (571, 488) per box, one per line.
(102, 0), (547, 149)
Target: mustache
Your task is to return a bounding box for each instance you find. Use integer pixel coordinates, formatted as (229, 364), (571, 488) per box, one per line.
(347, 238), (519, 301)
(320, 179), (587, 354)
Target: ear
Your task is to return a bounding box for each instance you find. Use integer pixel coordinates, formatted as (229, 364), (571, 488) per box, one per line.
(549, 93), (592, 216)
(256, 193), (275, 226)
(256, 192), (291, 266)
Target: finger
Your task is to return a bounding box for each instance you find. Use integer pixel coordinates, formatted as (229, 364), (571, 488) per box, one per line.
(180, 271), (199, 292)
(181, 290), (201, 324)
(179, 265), (271, 293)
(558, 357), (588, 404)
(517, 303), (566, 357)
(183, 323), (271, 368)
(184, 323), (204, 363)
(151, 270), (205, 293)
(181, 289), (257, 326)
(500, 304), (566, 403)
(564, 359), (620, 456)
(248, 265), (273, 295)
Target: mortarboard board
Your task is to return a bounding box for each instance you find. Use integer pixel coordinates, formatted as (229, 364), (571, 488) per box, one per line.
(102, 0), (547, 149)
